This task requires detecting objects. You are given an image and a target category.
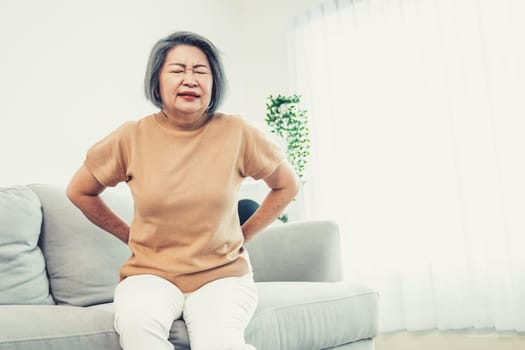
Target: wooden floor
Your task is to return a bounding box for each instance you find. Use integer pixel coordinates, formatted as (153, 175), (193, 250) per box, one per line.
(375, 331), (525, 350)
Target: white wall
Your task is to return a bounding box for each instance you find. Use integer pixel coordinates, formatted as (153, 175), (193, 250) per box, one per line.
(0, 0), (321, 186)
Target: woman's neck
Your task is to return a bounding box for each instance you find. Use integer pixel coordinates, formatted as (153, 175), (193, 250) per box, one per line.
(160, 109), (209, 131)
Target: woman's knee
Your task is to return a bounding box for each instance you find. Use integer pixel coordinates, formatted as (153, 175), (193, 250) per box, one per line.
(113, 275), (184, 336)
(114, 303), (172, 336)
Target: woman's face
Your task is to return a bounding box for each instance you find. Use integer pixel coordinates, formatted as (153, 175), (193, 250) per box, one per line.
(159, 45), (213, 117)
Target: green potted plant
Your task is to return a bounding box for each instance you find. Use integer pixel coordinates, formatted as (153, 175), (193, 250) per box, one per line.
(265, 94), (310, 222)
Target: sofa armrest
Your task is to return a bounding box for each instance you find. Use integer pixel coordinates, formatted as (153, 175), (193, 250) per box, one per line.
(245, 220), (342, 282)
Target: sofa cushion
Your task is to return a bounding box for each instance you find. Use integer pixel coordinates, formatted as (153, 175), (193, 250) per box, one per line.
(0, 305), (119, 350)
(0, 186), (54, 305)
(28, 184), (133, 306)
(247, 282), (379, 350)
(246, 220), (343, 283)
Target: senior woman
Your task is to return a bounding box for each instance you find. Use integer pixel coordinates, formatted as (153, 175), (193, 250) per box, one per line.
(66, 31), (299, 350)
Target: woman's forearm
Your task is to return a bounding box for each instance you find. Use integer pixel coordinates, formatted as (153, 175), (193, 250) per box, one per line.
(67, 165), (130, 244)
(241, 187), (296, 241)
(68, 192), (130, 244)
(241, 161), (300, 241)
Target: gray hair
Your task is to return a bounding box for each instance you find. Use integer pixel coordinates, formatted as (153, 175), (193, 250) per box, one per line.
(144, 31), (226, 115)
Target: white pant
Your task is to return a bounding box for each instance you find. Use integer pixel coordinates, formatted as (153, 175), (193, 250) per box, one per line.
(113, 273), (258, 350)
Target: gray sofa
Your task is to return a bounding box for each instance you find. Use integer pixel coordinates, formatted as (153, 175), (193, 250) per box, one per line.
(0, 184), (379, 350)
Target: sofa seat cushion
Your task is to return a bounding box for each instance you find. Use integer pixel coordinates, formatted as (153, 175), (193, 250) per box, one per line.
(0, 282), (377, 350)
(0, 305), (119, 350)
(247, 282), (379, 350)
(0, 186), (54, 305)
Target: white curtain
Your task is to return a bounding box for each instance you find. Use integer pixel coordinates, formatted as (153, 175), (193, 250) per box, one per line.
(291, 0), (525, 332)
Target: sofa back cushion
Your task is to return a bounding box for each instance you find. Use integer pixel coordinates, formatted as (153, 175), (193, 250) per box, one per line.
(29, 184), (133, 306)
(0, 186), (55, 305)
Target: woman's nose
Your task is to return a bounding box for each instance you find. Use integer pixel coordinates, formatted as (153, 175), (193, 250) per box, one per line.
(183, 71), (197, 86)
(183, 79), (196, 85)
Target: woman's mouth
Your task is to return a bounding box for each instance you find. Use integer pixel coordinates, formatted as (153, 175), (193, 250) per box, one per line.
(178, 91), (201, 100)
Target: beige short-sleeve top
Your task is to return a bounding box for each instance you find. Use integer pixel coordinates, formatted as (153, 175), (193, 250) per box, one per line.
(84, 112), (283, 292)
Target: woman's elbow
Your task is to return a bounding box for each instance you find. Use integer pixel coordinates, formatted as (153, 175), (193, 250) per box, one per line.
(66, 182), (82, 207)
(290, 173), (301, 197)
(66, 165), (105, 206)
(282, 166), (301, 201)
